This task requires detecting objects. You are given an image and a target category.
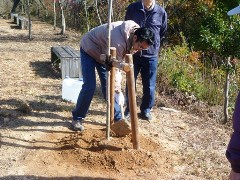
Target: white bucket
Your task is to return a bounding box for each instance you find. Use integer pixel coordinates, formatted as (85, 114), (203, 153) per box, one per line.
(62, 77), (83, 103)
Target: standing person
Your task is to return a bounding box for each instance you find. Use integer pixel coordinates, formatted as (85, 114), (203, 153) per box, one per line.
(226, 92), (240, 180)
(71, 20), (155, 131)
(226, 5), (240, 180)
(124, 0), (167, 121)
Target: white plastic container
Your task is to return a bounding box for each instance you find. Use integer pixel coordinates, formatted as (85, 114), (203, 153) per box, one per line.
(62, 77), (83, 103)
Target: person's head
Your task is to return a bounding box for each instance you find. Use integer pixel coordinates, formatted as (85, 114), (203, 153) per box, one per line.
(142, 0), (155, 9)
(131, 27), (155, 53)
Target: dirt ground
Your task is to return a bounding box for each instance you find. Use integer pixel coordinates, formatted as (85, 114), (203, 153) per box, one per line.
(0, 17), (233, 179)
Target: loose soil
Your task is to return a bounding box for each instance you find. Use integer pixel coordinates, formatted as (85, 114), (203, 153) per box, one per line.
(0, 17), (233, 179)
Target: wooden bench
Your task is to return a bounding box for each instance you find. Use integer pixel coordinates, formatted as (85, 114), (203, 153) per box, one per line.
(51, 46), (82, 79)
(17, 16), (29, 29)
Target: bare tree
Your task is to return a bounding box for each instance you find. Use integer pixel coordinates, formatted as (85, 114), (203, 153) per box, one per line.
(223, 57), (231, 123)
(84, 0), (89, 31)
(26, 0), (32, 40)
(34, 0), (48, 16)
(95, 0), (102, 25)
(59, 0), (66, 34)
(53, 0), (56, 30)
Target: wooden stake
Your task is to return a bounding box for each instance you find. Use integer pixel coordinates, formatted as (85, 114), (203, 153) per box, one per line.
(125, 54), (140, 150)
(106, 0), (113, 140)
(110, 47), (116, 125)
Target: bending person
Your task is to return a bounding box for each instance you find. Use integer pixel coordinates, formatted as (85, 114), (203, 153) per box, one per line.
(71, 20), (155, 131)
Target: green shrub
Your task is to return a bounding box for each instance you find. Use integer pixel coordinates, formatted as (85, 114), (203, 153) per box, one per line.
(158, 34), (239, 106)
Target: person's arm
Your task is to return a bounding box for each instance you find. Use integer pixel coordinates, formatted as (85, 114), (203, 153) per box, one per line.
(160, 10), (167, 41)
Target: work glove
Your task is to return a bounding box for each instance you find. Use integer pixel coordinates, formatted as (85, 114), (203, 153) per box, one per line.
(114, 91), (125, 106)
(115, 69), (122, 92)
(100, 54), (113, 71)
(105, 55), (113, 71)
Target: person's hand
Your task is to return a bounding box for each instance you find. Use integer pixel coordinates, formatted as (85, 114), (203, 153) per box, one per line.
(104, 55), (113, 71)
(100, 54), (113, 70)
(230, 169), (240, 180)
(105, 59), (113, 71)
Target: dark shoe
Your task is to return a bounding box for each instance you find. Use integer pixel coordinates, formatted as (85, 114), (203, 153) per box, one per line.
(72, 120), (84, 131)
(139, 112), (152, 121)
(124, 111), (130, 119)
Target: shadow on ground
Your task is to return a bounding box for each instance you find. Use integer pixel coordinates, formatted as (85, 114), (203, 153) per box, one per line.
(0, 33), (69, 43)
(0, 176), (116, 180)
(30, 60), (61, 79)
(0, 98), (68, 113)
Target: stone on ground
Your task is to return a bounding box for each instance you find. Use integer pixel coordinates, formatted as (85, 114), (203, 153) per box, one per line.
(111, 119), (131, 137)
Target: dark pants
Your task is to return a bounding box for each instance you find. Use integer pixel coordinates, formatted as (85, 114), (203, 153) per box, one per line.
(226, 92), (240, 173)
(125, 55), (158, 115)
(72, 48), (121, 121)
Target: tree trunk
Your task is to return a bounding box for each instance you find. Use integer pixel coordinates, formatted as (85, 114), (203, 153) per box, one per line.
(223, 57), (231, 123)
(84, 0), (89, 31)
(61, 12), (65, 34)
(35, 0), (48, 16)
(53, 0), (56, 30)
(27, 0), (32, 40)
(95, 0), (102, 25)
(59, 0), (65, 34)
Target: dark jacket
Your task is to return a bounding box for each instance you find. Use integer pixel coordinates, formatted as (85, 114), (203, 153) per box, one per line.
(125, 1), (167, 58)
(226, 92), (240, 173)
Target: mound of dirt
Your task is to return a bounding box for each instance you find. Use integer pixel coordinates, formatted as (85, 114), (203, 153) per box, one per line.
(57, 128), (162, 173)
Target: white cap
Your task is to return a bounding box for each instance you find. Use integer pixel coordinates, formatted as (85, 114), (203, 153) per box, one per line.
(227, 5), (240, 16)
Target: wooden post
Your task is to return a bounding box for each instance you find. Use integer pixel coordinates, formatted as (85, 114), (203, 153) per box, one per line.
(106, 0), (113, 140)
(125, 54), (140, 150)
(110, 47), (116, 125)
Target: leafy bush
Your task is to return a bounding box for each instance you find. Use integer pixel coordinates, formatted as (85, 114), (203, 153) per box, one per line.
(158, 34), (239, 106)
